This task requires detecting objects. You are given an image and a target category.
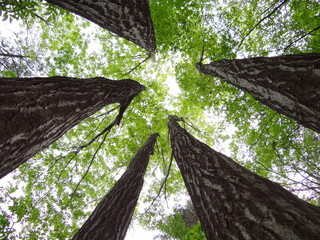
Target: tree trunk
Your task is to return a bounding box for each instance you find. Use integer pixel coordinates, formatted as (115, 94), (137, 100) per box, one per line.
(72, 133), (159, 240)
(196, 53), (320, 133)
(46, 0), (156, 52)
(168, 115), (320, 240)
(0, 77), (145, 178)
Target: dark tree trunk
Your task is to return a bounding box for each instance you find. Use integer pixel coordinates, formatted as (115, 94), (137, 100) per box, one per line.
(168, 115), (320, 240)
(72, 133), (159, 240)
(0, 77), (145, 178)
(197, 53), (320, 133)
(46, 0), (156, 52)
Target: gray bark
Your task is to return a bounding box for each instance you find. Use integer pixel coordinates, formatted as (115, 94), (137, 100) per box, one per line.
(46, 0), (156, 52)
(168, 115), (320, 240)
(0, 77), (145, 178)
(72, 133), (159, 240)
(197, 53), (320, 133)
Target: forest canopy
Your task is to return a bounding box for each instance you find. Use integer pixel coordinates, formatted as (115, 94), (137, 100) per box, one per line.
(0, 0), (319, 239)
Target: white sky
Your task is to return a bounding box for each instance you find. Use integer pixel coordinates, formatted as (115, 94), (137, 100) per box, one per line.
(126, 224), (159, 240)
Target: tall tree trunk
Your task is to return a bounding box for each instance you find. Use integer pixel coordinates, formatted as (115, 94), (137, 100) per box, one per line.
(0, 77), (145, 178)
(72, 133), (159, 240)
(196, 53), (320, 133)
(46, 0), (156, 52)
(168, 115), (320, 240)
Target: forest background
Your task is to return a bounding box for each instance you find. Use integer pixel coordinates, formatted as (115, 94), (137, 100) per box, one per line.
(0, 0), (319, 239)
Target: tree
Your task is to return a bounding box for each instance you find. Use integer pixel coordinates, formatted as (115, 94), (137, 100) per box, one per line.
(72, 133), (159, 240)
(0, 77), (145, 178)
(196, 53), (320, 133)
(168, 115), (320, 240)
(45, 0), (156, 52)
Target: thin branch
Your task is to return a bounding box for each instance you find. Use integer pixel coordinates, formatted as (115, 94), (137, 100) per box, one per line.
(79, 114), (112, 144)
(256, 160), (320, 195)
(237, 0), (288, 50)
(260, 0), (281, 16)
(121, 55), (151, 77)
(12, 101), (133, 225)
(45, 109), (113, 172)
(249, 114), (276, 150)
(34, 13), (50, 25)
(184, 119), (202, 134)
(0, 53), (29, 58)
(37, 111), (119, 217)
(77, 95), (134, 150)
(0, 61), (11, 71)
(281, 157), (320, 184)
(199, 45), (205, 64)
(95, 105), (119, 118)
(64, 130), (109, 210)
(140, 152), (174, 216)
(303, 155), (320, 174)
(283, 25), (320, 52)
(76, 120), (115, 151)
(109, 159), (131, 173)
(162, 150), (169, 202)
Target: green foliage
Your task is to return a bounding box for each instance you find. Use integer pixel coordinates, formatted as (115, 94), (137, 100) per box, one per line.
(0, 0), (39, 22)
(156, 214), (205, 240)
(153, 201), (206, 240)
(0, 0), (319, 239)
(0, 70), (16, 77)
(0, 0), (61, 23)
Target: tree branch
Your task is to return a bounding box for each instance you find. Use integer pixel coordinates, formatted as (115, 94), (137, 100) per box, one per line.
(283, 25), (320, 52)
(140, 152), (173, 216)
(63, 131), (109, 210)
(249, 114), (276, 150)
(77, 94), (136, 150)
(237, 0), (288, 51)
(121, 54), (151, 77)
(0, 53), (29, 58)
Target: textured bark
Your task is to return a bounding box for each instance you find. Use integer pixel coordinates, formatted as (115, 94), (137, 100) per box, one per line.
(0, 77), (145, 178)
(168, 115), (320, 240)
(72, 133), (159, 240)
(46, 0), (156, 52)
(197, 53), (320, 133)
